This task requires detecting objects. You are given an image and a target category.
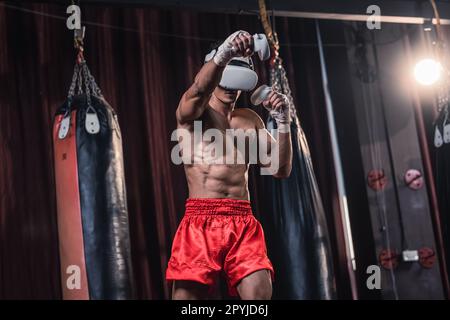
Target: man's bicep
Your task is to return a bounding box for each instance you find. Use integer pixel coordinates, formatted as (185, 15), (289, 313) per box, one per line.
(257, 127), (276, 168)
(253, 113), (275, 147)
(176, 88), (209, 124)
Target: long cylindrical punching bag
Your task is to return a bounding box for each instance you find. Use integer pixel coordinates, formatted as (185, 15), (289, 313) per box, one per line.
(53, 61), (134, 299)
(435, 106), (450, 278)
(264, 58), (336, 300)
(256, 1), (336, 299)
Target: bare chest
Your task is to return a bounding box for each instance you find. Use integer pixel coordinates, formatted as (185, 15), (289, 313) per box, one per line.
(179, 110), (257, 165)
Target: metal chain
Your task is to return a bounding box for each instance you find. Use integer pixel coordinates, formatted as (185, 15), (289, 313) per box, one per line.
(67, 63), (80, 100)
(269, 58), (299, 126)
(90, 71), (102, 97)
(436, 50), (449, 114)
(429, 0), (450, 121)
(435, 49), (450, 139)
(80, 62), (92, 108)
(78, 69), (83, 95)
(66, 58), (103, 111)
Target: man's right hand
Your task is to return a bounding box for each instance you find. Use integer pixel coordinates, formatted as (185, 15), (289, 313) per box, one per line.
(177, 31), (254, 124)
(214, 30), (254, 66)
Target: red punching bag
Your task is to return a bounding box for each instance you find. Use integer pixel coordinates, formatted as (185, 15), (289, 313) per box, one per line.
(53, 59), (134, 299)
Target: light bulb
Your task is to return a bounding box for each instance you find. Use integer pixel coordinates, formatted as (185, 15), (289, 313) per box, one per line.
(414, 58), (442, 86)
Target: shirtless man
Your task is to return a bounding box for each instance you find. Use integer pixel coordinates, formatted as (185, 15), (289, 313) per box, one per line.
(166, 30), (293, 300)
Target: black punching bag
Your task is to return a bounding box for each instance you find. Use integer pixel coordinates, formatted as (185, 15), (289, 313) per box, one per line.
(53, 61), (134, 299)
(263, 59), (336, 299)
(435, 107), (450, 278)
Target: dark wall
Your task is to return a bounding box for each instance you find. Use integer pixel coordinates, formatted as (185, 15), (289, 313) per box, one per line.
(322, 20), (447, 299)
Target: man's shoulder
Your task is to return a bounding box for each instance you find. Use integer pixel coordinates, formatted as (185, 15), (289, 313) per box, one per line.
(233, 108), (265, 129)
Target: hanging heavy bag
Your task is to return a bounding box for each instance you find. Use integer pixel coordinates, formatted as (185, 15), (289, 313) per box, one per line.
(435, 106), (450, 278)
(263, 59), (336, 299)
(53, 61), (134, 299)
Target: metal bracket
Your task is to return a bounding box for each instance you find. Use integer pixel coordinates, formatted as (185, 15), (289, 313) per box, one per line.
(444, 123), (450, 143)
(85, 107), (100, 135)
(435, 126), (444, 147)
(402, 250), (419, 262)
(58, 115), (71, 140)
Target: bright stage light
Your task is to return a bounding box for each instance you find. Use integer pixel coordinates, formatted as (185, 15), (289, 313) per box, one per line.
(414, 58), (442, 86)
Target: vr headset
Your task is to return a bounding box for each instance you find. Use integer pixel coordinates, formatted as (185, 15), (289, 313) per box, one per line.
(204, 52), (258, 91)
(204, 33), (270, 91)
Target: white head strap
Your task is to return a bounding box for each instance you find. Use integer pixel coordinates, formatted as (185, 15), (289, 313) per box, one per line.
(204, 52), (258, 91)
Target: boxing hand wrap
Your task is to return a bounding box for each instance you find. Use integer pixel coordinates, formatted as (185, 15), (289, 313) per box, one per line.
(264, 95), (291, 133)
(213, 30), (248, 67)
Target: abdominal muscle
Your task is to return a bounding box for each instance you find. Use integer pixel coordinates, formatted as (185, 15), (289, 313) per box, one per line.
(184, 163), (250, 200)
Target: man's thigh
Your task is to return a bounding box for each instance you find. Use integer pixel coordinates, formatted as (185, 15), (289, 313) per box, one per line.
(172, 280), (210, 300)
(236, 269), (272, 300)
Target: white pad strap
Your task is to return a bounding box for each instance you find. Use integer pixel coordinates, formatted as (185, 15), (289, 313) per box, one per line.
(277, 123), (291, 133)
(214, 30), (245, 67)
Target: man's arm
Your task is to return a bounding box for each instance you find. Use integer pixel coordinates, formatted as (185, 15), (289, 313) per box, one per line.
(253, 91), (293, 178)
(176, 31), (254, 124)
(176, 61), (224, 124)
(254, 115), (292, 179)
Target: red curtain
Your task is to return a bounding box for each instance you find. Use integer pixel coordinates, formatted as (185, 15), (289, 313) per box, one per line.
(0, 3), (345, 299)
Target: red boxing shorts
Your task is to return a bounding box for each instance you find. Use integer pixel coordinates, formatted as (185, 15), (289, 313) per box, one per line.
(166, 198), (274, 296)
